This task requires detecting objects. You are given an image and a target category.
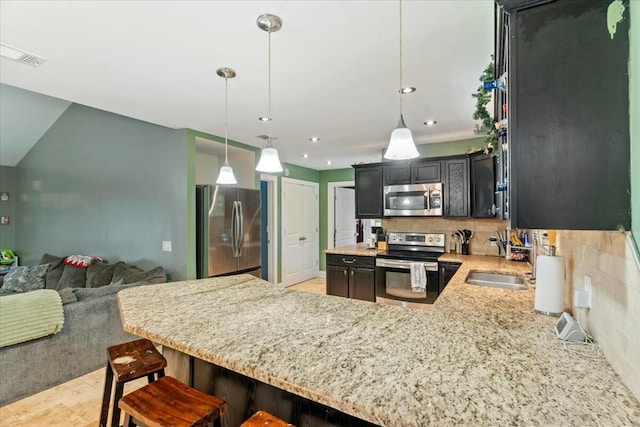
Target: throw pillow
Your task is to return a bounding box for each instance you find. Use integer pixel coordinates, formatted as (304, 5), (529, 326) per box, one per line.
(40, 253), (65, 290)
(57, 287), (78, 304)
(64, 254), (103, 267)
(2, 264), (50, 293)
(86, 263), (118, 288)
(57, 264), (88, 289)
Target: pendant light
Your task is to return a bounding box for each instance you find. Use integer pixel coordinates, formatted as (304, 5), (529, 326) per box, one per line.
(384, 0), (419, 160)
(215, 67), (238, 185)
(255, 14), (284, 173)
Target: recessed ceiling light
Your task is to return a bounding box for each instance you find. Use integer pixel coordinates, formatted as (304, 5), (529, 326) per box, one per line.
(303, 154), (309, 158)
(424, 120), (437, 126)
(258, 116), (271, 122)
(327, 160), (332, 165)
(309, 137), (320, 143)
(400, 87), (416, 94)
(0, 43), (46, 67)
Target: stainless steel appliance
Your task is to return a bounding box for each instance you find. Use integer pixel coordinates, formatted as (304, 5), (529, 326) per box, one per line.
(375, 232), (445, 308)
(383, 183), (443, 216)
(196, 185), (261, 278)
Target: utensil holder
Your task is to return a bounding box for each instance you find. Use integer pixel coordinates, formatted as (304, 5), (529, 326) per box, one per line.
(461, 243), (469, 255)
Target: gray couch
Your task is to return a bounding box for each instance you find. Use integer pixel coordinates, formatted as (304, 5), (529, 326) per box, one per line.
(0, 256), (166, 406)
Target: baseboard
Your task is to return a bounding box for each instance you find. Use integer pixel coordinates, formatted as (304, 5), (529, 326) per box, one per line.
(316, 270), (326, 278)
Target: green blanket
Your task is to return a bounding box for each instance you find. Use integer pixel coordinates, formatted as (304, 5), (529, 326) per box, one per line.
(0, 289), (64, 348)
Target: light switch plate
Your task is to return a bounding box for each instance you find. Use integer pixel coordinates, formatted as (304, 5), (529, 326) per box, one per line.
(162, 241), (172, 252)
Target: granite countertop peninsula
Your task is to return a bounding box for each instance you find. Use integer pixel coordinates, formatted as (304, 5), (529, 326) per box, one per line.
(118, 256), (640, 427)
(324, 242), (380, 256)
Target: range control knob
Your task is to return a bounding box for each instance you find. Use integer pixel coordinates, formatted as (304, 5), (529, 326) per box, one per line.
(428, 236), (434, 243)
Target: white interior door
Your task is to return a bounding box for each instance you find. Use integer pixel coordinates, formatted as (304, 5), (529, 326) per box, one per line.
(334, 187), (356, 247)
(282, 179), (318, 286)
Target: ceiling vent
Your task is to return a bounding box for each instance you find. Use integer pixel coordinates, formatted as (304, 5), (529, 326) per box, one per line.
(0, 43), (47, 67)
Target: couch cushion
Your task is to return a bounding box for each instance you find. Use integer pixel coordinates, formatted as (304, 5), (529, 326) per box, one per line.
(57, 264), (88, 289)
(86, 263), (118, 288)
(40, 254), (65, 290)
(57, 287), (78, 304)
(111, 264), (166, 285)
(2, 264), (50, 293)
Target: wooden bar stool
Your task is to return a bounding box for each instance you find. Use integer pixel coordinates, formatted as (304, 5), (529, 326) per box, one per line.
(99, 338), (167, 427)
(118, 375), (226, 427)
(241, 411), (295, 427)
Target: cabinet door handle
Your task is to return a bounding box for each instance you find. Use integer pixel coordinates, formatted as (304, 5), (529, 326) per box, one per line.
(343, 269), (347, 276)
(342, 258), (356, 264)
(350, 270), (354, 276)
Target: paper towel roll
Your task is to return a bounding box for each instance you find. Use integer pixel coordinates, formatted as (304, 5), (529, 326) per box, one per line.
(535, 255), (565, 315)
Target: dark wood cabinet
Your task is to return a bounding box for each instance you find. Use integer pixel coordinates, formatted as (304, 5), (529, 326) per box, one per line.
(504, 0), (630, 230)
(470, 153), (496, 218)
(412, 160), (442, 184)
(353, 164), (383, 219)
(443, 158), (469, 217)
(438, 262), (460, 294)
(383, 162), (411, 185)
(326, 254), (375, 302)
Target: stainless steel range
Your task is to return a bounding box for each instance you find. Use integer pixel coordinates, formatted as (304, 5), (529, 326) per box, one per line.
(375, 232), (445, 308)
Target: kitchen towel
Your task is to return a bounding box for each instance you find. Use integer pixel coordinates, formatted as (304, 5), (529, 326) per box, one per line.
(410, 263), (427, 292)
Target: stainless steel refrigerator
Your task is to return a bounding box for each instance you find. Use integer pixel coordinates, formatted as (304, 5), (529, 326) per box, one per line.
(196, 185), (261, 278)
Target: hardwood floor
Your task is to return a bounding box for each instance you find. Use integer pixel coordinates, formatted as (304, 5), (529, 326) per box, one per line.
(0, 276), (326, 426)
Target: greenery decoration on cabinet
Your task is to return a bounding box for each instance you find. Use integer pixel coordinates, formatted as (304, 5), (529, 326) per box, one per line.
(471, 56), (498, 155)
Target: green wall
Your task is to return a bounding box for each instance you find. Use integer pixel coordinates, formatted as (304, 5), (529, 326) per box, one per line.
(417, 136), (487, 158)
(0, 166), (16, 249)
(16, 103), (190, 280)
(631, 0), (639, 245)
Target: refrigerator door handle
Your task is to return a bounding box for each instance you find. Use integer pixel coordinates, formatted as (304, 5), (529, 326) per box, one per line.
(230, 201), (238, 258)
(237, 201), (245, 257)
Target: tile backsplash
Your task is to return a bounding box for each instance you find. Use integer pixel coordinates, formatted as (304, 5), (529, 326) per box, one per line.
(555, 230), (640, 399)
(381, 217), (508, 256)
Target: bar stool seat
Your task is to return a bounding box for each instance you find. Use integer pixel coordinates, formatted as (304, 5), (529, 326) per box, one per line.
(99, 338), (167, 427)
(119, 375), (226, 427)
(241, 410), (295, 427)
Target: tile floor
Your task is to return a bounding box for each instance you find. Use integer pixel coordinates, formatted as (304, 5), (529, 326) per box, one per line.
(0, 276), (326, 426)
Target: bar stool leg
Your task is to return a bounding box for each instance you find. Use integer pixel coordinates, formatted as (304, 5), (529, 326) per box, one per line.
(99, 364), (114, 427)
(110, 382), (125, 427)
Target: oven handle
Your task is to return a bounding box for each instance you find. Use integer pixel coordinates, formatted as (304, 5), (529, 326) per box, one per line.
(376, 259), (438, 271)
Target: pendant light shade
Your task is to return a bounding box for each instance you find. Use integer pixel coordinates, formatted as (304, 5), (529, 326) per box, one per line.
(385, 114), (419, 160)
(384, 0), (419, 160)
(216, 165), (237, 184)
(215, 67), (238, 185)
(256, 14), (284, 173)
(255, 145), (283, 173)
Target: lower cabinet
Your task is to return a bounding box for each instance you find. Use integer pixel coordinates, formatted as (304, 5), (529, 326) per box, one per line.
(438, 262), (461, 294)
(326, 254), (375, 302)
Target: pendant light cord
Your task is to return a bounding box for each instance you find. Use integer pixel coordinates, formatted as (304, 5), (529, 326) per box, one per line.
(224, 77), (229, 165)
(399, 0), (404, 116)
(267, 30), (273, 148)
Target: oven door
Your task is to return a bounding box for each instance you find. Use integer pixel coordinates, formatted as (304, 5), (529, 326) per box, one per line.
(375, 258), (439, 305)
(383, 183), (443, 216)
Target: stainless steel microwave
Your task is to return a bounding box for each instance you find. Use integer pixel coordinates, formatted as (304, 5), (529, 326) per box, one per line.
(383, 183), (443, 216)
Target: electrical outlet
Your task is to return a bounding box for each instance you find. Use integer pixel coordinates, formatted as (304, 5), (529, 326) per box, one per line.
(489, 237), (498, 247)
(162, 241), (172, 252)
(583, 275), (592, 308)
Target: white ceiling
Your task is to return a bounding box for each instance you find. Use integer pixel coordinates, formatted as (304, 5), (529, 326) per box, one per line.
(0, 0), (494, 170)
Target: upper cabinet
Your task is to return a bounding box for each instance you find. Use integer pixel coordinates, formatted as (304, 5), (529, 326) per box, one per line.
(354, 164), (383, 219)
(443, 157), (469, 217)
(498, 0), (631, 230)
(470, 153), (497, 218)
(382, 159), (442, 185)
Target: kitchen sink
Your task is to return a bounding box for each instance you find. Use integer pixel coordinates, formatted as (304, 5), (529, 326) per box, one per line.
(465, 271), (528, 291)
